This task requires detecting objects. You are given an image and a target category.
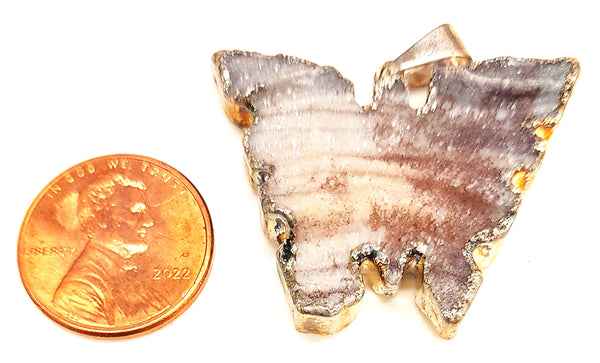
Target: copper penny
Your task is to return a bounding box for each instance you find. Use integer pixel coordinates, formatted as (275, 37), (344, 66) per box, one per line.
(17, 154), (214, 337)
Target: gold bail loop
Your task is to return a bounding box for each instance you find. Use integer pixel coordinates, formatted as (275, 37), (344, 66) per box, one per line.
(376, 24), (472, 90)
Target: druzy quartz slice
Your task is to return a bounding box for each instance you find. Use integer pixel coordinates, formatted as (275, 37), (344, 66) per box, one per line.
(212, 25), (579, 338)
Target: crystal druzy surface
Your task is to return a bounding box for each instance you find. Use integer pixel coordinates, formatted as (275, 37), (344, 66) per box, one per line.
(212, 31), (578, 337)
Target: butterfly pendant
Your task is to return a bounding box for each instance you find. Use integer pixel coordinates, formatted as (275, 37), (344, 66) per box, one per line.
(212, 24), (579, 338)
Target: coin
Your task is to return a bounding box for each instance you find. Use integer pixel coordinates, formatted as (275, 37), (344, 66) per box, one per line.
(18, 154), (213, 337)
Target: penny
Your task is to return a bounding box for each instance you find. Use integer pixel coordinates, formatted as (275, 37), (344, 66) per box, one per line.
(18, 154), (213, 337)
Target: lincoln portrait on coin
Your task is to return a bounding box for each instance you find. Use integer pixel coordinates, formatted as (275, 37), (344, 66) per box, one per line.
(52, 174), (169, 326)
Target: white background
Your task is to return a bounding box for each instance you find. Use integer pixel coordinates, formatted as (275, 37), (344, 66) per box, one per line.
(1, 1), (597, 361)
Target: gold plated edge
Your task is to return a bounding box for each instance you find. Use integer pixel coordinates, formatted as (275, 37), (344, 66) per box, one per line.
(212, 50), (360, 128)
(277, 253), (363, 335)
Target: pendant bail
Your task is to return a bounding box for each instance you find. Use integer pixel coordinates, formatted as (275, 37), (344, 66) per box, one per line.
(375, 24), (472, 90)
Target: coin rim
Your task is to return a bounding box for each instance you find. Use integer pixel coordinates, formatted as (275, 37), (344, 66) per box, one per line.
(17, 154), (214, 338)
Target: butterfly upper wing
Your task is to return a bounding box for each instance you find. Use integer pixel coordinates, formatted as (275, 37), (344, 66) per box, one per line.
(213, 51), (578, 337)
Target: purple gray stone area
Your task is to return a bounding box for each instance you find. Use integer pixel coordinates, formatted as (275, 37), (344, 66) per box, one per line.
(212, 50), (578, 338)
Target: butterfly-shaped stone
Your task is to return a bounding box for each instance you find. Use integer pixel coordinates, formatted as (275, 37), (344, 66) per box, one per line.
(212, 25), (578, 338)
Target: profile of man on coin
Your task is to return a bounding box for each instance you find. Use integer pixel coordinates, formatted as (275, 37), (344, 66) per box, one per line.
(52, 173), (170, 326)
(19, 155), (214, 337)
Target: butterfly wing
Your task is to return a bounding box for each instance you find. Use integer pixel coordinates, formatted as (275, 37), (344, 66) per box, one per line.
(394, 57), (578, 336)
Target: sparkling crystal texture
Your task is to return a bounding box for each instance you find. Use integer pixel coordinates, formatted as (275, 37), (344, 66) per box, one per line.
(212, 36), (578, 337)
